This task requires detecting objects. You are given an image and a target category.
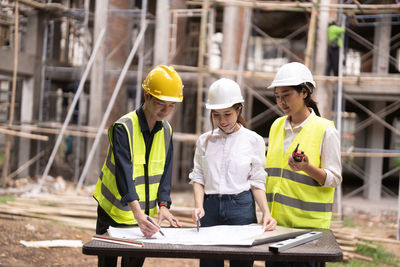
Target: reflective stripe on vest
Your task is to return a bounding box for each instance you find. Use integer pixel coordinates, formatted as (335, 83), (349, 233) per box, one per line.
(94, 110), (171, 224)
(265, 115), (335, 229)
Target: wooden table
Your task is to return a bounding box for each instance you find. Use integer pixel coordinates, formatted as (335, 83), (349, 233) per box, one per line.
(83, 229), (342, 267)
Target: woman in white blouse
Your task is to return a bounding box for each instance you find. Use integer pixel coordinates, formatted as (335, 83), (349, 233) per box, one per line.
(189, 78), (276, 267)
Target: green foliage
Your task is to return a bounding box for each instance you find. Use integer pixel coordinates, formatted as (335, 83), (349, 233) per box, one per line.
(356, 242), (397, 266)
(328, 241), (398, 267)
(394, 157), (400, 167)
(0, 196), (15, 204)
(342, 217), (357, 227)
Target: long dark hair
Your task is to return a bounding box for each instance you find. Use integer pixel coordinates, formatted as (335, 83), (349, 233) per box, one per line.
(209, 103), (248, 133)
(292, 84), (321, 117)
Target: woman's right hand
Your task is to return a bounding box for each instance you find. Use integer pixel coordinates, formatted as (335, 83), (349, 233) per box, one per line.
(135, 212), (160, 238)
(192, 208), (205, 225)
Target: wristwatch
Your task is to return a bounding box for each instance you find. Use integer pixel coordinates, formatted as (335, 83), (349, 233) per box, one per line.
(158, 201), (171, 209)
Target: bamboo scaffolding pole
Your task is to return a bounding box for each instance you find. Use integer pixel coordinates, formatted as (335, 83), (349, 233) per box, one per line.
(304, 0), (318, 68)
(3, 124), (199, 143)
(75, 23), (148, 194)
(2, 0), (19, 187)
(0, 127), (49, 141)
(134, 0), (147, 109)
(195, 0), (209, 134)
(3, 124), (106, 138)
(6, 151), (45, 180)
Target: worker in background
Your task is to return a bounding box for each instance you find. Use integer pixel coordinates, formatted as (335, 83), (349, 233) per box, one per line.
(326, 19), (345, 76)
(93, 65), (183, 267)
(265, 62), (342, 267)
(189, 78), (276, 267)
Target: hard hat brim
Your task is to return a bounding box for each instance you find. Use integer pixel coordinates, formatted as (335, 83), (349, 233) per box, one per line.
(267, 81), (316, 89)
(153, 94), (183, 103)
(205, 100), (244, 110)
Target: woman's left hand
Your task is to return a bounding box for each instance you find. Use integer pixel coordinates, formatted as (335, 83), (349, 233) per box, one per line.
(158, 206), (182, 228)
(288, 153), (309, 172)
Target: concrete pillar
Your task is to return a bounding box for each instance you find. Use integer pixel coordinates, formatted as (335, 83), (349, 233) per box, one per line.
(22, 10), (45, 176)
(18, 78), (34, 178)
(372, 17), (391, 73)
(364, 101), (385, 200)
(364, 17), (391, 200)
(153, 0), (170, 65)
(222, 5), (239, 72)
(87, 0), (108, 184)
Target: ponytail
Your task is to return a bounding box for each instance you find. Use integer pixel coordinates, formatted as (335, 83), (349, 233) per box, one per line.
(306, 98), (321, 117)
(293, 85), (321, 117)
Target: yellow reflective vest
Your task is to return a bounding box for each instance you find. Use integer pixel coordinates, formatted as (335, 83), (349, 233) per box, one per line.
(266, 115), (335, 229)
(93, 110), (172, 224)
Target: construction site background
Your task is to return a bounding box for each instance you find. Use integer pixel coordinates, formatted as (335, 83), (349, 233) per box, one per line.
(0, 0), (400, 265)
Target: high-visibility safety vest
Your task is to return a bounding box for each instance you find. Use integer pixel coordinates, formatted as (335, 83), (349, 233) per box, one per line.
(93, 110), (172, 224)
(265, 115), (335, 229)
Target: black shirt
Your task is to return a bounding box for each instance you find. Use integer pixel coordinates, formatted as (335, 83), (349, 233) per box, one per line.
(112, 106), (173, 207)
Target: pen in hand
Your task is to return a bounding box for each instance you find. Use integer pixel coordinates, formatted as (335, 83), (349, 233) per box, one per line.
(196, 213), (200, 232)
(146, 215), (166, 237)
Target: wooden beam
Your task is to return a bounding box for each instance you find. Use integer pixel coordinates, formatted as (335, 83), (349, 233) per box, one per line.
(172, 64), (400, 87)
(304, 0), (318, 68)
(0, 127), (49, 141)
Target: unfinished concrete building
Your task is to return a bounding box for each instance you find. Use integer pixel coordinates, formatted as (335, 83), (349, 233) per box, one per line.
(0, 0), (399, 210)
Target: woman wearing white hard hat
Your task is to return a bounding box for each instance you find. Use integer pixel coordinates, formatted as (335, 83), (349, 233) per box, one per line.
(265, 62), (342, 267)
(189, 78), (276, 267)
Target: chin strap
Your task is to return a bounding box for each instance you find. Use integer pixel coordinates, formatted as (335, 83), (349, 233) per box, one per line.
(220, 123), (238, 134)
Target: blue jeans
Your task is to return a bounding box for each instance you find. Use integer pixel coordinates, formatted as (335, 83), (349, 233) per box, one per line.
(200, 190), (257, 267)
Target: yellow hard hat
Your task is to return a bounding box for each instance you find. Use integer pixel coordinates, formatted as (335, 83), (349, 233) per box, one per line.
(142, 65), (183, 102)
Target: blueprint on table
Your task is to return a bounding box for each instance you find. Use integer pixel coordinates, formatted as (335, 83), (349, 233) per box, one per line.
(107, 224), (308, 246)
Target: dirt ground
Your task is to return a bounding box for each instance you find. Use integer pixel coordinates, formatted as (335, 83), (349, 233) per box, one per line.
(0, 214), (201, 267)
(0, 191), (399, 267)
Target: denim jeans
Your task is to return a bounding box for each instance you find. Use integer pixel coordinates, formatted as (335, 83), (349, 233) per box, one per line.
(199, 190), (257, 267)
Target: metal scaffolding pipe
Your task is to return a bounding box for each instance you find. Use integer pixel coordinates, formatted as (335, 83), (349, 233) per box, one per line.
(34, 28), (106, 194)
(75, 23), (148, 194)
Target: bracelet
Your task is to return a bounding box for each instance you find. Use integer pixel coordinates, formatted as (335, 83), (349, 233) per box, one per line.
(158, 201), (170, 209)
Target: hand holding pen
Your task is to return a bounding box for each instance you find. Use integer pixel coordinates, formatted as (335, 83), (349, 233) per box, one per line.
(146, 216), (166, 237)
(192, 208), (204, 232)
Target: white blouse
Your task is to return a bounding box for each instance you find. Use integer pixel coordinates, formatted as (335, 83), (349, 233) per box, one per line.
(189, 126), (267, 195)
(282, 109), (342, 188)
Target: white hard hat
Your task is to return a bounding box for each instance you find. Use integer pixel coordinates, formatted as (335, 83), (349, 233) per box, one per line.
(268, 62), (316, 92)
(205, 78), (244, 110)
